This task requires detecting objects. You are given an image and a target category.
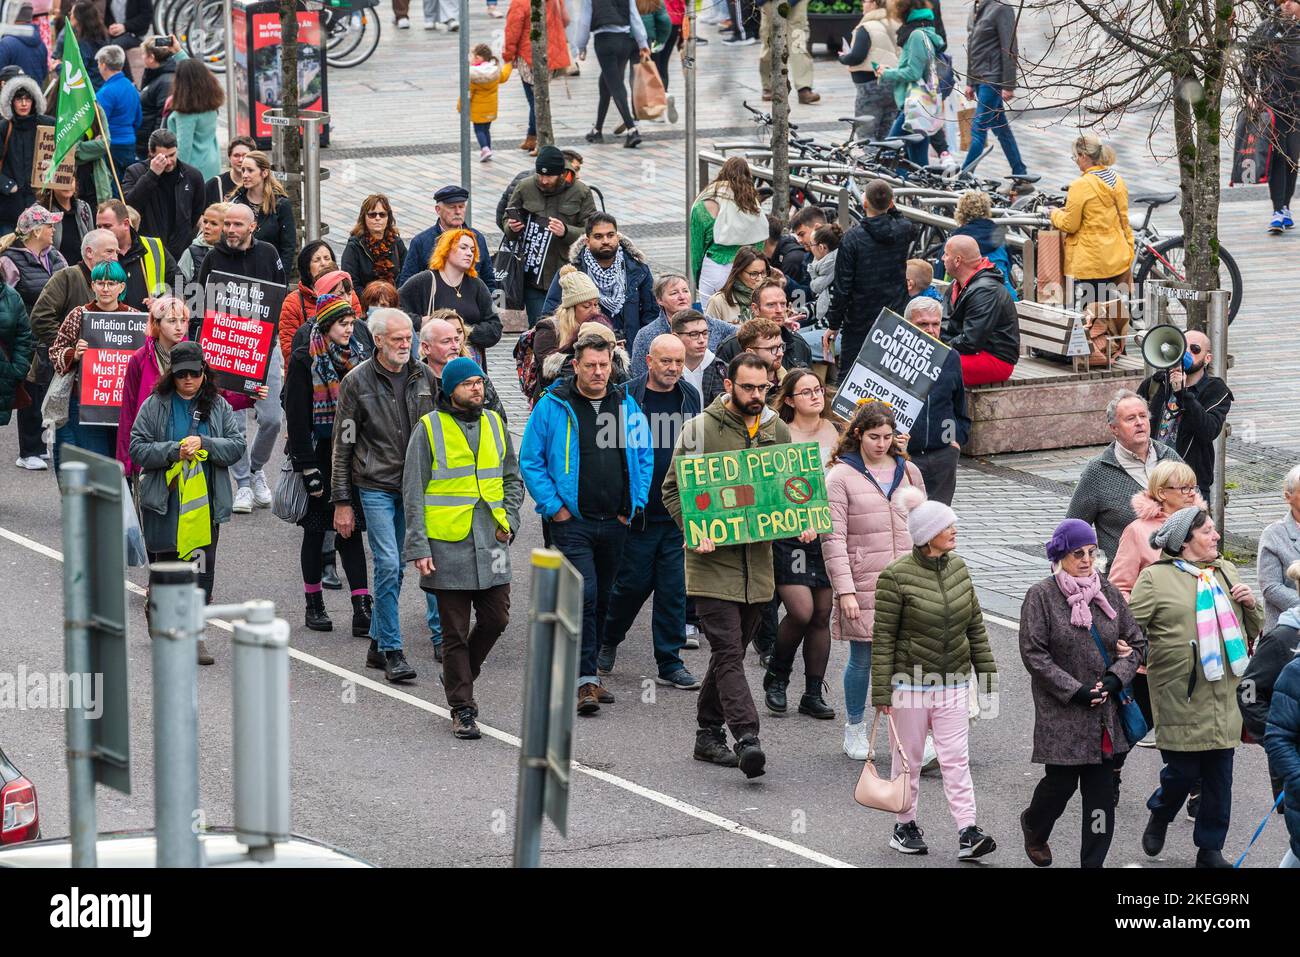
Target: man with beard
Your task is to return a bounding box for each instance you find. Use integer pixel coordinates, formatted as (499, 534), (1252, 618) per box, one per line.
(403, 357), (523, 739)
(123, 129), (206, 262)
(333, 308), (438, 682)
(396, 184), (496, 293)
(663, 353), (817, 778)
(500, 145), (598, 325)
(1137, 329), (1232, 500)
(541, 212), (655, 345)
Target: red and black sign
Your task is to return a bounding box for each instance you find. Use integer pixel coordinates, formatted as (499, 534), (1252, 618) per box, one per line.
(198, 271), (286, 394)
(78, 311), (148, 427)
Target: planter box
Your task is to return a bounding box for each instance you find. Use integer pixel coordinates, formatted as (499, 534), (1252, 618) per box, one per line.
(807, 13), (858, 55)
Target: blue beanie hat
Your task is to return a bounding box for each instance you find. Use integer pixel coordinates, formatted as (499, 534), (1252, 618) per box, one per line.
(441, 356), (485, 396)
(1045, 518), (1098, 563)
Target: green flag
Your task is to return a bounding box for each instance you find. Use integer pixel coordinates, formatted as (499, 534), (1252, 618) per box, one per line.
(46, 29), (97, 186)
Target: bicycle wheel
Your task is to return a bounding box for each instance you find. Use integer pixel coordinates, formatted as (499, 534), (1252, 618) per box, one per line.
(327, 10), (381, 68)
(1133, 235), (1242, 327)
(185, 0), (227, 63)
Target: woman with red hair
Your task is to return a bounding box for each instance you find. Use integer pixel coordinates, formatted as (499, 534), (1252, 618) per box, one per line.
(397, 226), (502, 356)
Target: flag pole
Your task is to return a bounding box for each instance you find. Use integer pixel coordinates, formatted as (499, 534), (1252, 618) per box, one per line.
(94, 104), (124, 200)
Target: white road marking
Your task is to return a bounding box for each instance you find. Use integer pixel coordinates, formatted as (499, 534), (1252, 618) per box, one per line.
(0, 523), (855, 869)
(984, 611), (1019, 630)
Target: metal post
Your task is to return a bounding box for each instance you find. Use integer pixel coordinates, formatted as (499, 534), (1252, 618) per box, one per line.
(513, 550), (560, 868)
(459, 0), (472, 222)
(60, 461), (97, 868)
(303, 118), (323, 242)
(150, 562), (203, 869)
(217, 600), (290, 861)
(684, 4), (697, 298)
(1141, 279), (1166, 377)
(1208, 289), (1230, 532)
(223, 0), (237, 141)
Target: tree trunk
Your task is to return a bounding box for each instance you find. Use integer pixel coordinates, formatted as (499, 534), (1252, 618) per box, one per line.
(530, 0), (553, 147)
(280, 0), (303, 282)
(769, 5), (790, 228)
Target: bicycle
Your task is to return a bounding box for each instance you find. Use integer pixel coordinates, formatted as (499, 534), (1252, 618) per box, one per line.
(180, 0), (382, 71)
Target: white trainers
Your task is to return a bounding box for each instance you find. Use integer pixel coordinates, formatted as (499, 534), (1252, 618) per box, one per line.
(666, 94), (678, 125)
(922, 734), (939, 771)
(842, 721), (873, 761)
(232, 486), (254, 513)
(445, 17), (459, 31)
(1135, 729), (1158, 748)
(480, 146), (492, 162)
(251, 470), (273, 508)
(15, 455), (47, 470)
(396, 15), (410, 28)
(488, 5), (503, 16)
(425, 20), (440, 30)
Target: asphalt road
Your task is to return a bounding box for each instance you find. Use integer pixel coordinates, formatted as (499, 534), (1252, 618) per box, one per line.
(0, 423), (1290, 869)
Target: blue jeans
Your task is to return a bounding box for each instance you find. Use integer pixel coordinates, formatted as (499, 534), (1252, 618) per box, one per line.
(962, 83), (1027, 176)
(54, 392), (115, 473)
(550, 515), (628, 685)
(356, 487), (440, 652)
(524, 285), (549, 327)
(474, 123), (492, 150)
(1147, 748), (1234, 851)
(602, 520), (686, 678)
(888, 111), (931, 168)
(843, 640), (873, 724)
(522, 81), (536, 136)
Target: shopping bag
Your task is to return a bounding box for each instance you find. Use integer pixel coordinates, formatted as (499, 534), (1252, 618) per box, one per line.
(1035, 230), (1066, 304)
(41, 369), (74, 432)
(958, 99), (976, 152)
(492, 238), (527, 312)
(1230, 107), (1273, 186)
(271, 459), (309, 525)
(632, 61), (667, 121)
(122, 476), (148, 567)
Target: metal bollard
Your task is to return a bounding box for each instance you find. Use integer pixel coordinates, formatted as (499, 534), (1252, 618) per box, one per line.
(513, 550), (561, 869)
(60, 461), (96, 868)
(149, 562), (204, 868)
(1208, 289), (1230, 532)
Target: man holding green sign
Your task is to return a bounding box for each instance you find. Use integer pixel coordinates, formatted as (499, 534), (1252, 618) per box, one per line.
(663, 353), (821, 779)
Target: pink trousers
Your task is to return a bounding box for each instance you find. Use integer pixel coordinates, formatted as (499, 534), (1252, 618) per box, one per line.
(887, 685), (977, 829)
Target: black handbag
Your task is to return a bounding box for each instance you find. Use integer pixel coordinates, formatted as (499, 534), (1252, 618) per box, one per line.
(492, 237), (526, 312)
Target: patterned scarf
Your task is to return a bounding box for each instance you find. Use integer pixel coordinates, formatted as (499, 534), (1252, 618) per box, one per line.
(1053, 569), (1117, 629)
(309, 323), (365, 429)
(581, 245), (627, 318)
(1172, 560), (1250, 681)
(731, 277), (755, 320)
(153, 338), (173, 377)
(365, 232), (396, 285)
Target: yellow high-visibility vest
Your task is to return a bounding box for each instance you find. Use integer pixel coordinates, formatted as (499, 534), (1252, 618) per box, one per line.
(165, 449), (211, 560)
(140, 236), (168, 296)
(421, 410), (509, 542)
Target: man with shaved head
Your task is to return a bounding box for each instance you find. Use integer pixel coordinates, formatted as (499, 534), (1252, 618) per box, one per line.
(419, 310), (509, 422)
(598, 333), (702, 691)
(1137, 328), (1232, 498)
(941, 233), (1020, 386)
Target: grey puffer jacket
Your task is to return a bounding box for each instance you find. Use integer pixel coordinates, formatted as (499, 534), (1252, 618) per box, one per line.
(129, 391), (246, 551)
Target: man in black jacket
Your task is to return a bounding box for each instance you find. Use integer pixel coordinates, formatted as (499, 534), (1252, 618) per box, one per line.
(904, 296), (969, 505)
(961, 0), (1028, 178)
(1246, 1), (1300, 231)
(1137, 329), (1232, 498)
(706, 288), (813, 404)
(825, 180), (914, 381)
(123, 130), (205, 262)
(940, 234), (1019, 385)
(196, 203), (286, 289)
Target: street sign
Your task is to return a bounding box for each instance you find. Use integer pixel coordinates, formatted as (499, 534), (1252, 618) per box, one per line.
(62, 447), (130, 795)
(544, 558), (582, 835)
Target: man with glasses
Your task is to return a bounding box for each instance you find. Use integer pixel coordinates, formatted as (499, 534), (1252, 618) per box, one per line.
(902, 297), (970, 506)
(703, 314), (797, 406)
(713, 279), (813, 378)
(672, 309), (716, 399)
(664, 353), (816, 778)
(1137, 330), (1232, 500)
(396, 185), (495, 293)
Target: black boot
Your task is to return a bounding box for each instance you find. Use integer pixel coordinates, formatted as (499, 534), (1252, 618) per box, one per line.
(1195, 847), (1232, 868)
(693, 727), (739, 767)
(763, 669), (788, 714)
(1141, 812), (1169, 857)
(305, 591), (332, 632)
(734, 735), (766, 779)
(351, 594), (373, 638)
(365, 639), (385, 670)
(321, 559), (342, 589)
(798, 686), (836, 720)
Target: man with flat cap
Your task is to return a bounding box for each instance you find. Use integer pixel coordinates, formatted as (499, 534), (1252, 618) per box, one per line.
(397, 184), (496, 292)
(499, 144), (598, 326)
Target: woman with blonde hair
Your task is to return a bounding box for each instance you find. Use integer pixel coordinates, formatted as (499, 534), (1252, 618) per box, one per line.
(228, 149), (296, 274)
(530, 264), (605, 401)
(689, 156), (768, 301)
(1049, 133), (1134, 311)
(949, 189), (1017, 298)
(396, 226), (501, 356)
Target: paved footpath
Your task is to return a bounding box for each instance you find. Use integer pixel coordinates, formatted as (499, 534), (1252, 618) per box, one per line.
(0, 4), (1292, 869)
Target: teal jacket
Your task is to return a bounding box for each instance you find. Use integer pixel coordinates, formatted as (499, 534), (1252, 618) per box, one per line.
(641, 6), (672, 48)
(880, 20), (945, 108)
(166, 109), (222, 182)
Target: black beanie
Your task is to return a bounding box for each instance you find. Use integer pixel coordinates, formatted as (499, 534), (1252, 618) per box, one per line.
(535, 145), (566, 175)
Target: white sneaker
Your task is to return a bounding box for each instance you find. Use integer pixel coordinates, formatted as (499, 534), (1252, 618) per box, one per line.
(480, 146), (492, 162)
(1135, 729), (1158, 748)
(842, 721), (873, 761)
(396, 15), (410, 28)
(232, 486), (254, 513)
(445, 17), (459, 31)
(487, 5), (503, 16)
(922, 734), (939, 771)
(251, 470), (273, 508)
(15, 455), (47, 470)
(426, 20), (441, 30)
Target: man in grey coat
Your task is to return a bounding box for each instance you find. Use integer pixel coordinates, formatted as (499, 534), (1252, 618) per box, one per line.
(1067, 389), (1183, 564)
(403, 357), (524, 740)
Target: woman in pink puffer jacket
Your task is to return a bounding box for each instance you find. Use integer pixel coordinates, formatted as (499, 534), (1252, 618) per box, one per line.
(823, 401), (925, 759)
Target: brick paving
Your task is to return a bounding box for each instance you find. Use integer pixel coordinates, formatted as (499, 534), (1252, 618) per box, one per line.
(296, 1), (1293, 604)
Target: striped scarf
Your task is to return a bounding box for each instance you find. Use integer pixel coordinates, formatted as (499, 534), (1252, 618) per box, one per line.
(308, 323), (365, 429)
(1172, 560), (1250, 681)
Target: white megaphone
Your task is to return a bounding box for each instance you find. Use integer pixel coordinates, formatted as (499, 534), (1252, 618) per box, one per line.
(1138, 325), (1189, 374)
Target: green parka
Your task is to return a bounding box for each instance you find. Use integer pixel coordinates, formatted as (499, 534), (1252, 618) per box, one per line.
(0, 283), (32, 425)
(1128, 556), (1264, 752)
(662, 395), (791, 604)
(871, 546), (998, 707)
(498, 172), (599, 293)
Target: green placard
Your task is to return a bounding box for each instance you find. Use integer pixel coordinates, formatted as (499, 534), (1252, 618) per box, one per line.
(675, 442), (832, 547)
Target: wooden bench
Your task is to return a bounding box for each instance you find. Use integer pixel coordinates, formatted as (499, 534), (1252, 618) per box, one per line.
(1015, 300), (1091, 371)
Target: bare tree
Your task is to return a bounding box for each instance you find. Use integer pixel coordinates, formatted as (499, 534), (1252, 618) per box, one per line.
(530, 0), (554, 147)
(279, 0), (303, 281)
(768, 3), (791, 228)
(1020, 1), (1274, 328)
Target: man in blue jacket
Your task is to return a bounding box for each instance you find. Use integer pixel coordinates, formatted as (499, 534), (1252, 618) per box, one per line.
(903, 296), (969, 505)
(520, 329), (654, 716)
(541, 212), (655, 345)
(599, 334), (701, 692)
(94, 45), (142, 185)
(0, 6), (48, 85)
(396, 184), (496, 293)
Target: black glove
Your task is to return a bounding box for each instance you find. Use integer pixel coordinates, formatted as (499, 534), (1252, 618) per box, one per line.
(302, 468), (324, 496)
(1101, 673), (1123, 697)
(1072, 684), (1104, 706)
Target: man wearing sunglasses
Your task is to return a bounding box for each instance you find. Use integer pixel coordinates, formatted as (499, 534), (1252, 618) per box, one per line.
(1137, 329), (1233, 500)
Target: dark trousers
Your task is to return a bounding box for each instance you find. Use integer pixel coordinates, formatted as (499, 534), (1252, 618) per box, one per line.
(522, 80), (536, 136)
(1024, 761), (1117, 868)
(603, 520), (686, 678)
(594, 32), (637, 132)
(836, 331), (867, 385)
(16, 374), (48, 458)
(524, 285), (549, 326)
(652, 24), (681, 91)
(300, 525), (367, 589)
(550, 515), (628, 680)
(910, 444), (960, 506)
(695, 597), (763, 740)
(753, 592), (778, 655)
(434, 584), (511, 710)
(148, 523), (221, 604)
(1147, 748), (1234, 850)
(1270, 112), (1300, 212)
